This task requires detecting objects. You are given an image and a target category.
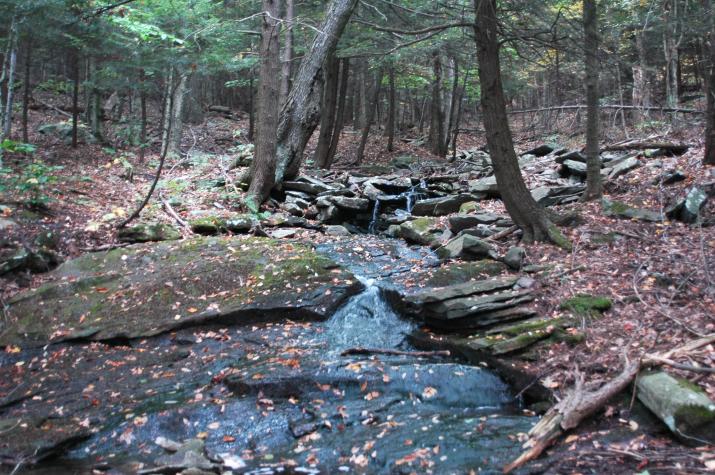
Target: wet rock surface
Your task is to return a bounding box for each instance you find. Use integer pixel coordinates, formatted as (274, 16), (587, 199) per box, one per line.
(0, 236), (538, 474)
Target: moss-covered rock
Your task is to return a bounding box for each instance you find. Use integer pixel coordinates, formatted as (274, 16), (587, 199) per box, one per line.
(419, 261), (507, 288)
(602, 198), (663, 222)
(2, 237), (361, 347)
(118, 223), (181, 243)
(189, 216), (227, 235)
(560, 294), (612, 317)
(398, 217), (443, 247)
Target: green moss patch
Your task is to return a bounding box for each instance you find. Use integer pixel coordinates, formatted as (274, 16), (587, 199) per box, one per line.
(560, 294), (612, 317)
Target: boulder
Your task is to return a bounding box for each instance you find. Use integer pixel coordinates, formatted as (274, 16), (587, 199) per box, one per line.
(559, 159), (588, 178)
(189, 216), (226, 235)
(607, 156), (641, 179)
(0, 246), (62, 276)
(666, 187), (708, 224)
(329, 196), (370, 211)
(38, 122), (98, 145)
(468, 176), (500, 197)
(436, 235), (497, 260)
(324, 225), (351, 236)
(459, 201), (480, 214)
(530, 185), (585, 206)
(398, 217), (443, 247)
(448, 213), (501, 233)
(522, 144), (557, 157)
(0, 237), (361, 348)
(637, 371), (715, 446)
(118, 223), (181, 243)
(555, 150), (586, 164)
(503, 246), (526, 270)
(412, 194), (483, 216)
(602, 198), (663, 222)
(283, 176), (336, 195)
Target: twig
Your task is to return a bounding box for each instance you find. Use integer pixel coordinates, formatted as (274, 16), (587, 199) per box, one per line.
(486, 225), (519, 242)
(159, 193), (191, 231)
(79, 243), (130, 252)
(642, 355), (715, 374)
(341, 347), (451, 358)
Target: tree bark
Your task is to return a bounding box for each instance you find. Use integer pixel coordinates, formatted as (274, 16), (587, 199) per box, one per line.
(444, 56), (459, 151)
(245, 0), (282, 210)
(71, 51), (80, 148)
(88, 56), (103, 143)
(355, 67), (383, 164)
(632, 29), (652, 123)
(21, 39), (30, 143)
(582, 0), (602, 200)
(386, 65), (396, 152)
(429, 50), (446, 156)
(279, 0), (294, 107)
(270, 0), (358, 184)
(705, 0), (715, 165)
(313, 53), (339, 169)
(139, 70), (147, 162)
(2, 31), (17, 140)
(663, 0), (682, 109)
(473, 0), (570, 248)
(325, 58), (350, 169)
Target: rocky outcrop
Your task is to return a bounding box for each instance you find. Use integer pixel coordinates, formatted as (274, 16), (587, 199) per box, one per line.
(118, 223), (181, 243)
(2, 237), (361, 347)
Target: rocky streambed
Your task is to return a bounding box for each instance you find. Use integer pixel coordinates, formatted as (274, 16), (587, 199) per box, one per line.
(0, 234), (555, 474)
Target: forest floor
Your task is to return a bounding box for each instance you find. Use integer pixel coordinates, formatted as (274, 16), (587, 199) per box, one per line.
(1, 102), (714, 473)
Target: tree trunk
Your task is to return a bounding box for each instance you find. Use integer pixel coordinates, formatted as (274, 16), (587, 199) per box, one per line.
(21, 39), (30, 143)
(705, 0), (715, 165)
(325, 58), (350, 169)
(429, 50), (446, 156)
(269, 0), (358, 184)
(386, 65), (396, 152)
(139, 70), (147, 162)
(632, 31), (652, 123)
(88, 56), (103, 143)
(583, 0), (602, 200)
(279, 0), (294, 107)
(473, 0), (569, 248)
(2, 32), (17, 140)
(445, 56), (459, 151)
(248, 71), (255, 141)
(355, 68), (384, 164)
(663, 0), (681, 109)
(71, 51), (80, 148)
(246, 0), (282, 210)
(313, 53), (339, 169)
(161, 68), (174, 154)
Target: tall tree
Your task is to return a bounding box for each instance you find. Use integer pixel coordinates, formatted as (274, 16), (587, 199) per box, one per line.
(245, 0), (282, 210)
(249, 0), (358, 193)
(705, 0), (715, 165)
(473, 0), (569, 248)
(583, 0), (602, 200)
(279, 0), (294, 107)
(428, 50), (446, 156)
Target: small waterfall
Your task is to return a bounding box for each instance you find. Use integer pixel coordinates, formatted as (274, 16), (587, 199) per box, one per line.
(322, 276), (415, 354)
(402, 179), (427, 215)
(368, 199), (381, 234)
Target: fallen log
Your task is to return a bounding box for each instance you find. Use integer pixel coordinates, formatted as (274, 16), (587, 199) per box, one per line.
(503, 357), (640, 473)
(601, 141), (689, 154)
(340, 347), (451, 358)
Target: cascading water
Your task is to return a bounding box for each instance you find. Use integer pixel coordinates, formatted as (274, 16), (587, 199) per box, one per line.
(367, 178), (428, 234)
(367, 199), (381, 234)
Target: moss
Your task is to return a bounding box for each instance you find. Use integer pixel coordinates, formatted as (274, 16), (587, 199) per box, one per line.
(189, 216), (227, 235)
(409, 217), (436, 233)
(591, 232), (617, 244)
(491, 330), (550, 355)
(488, 317), (566, 337)
(560, 294), (612, 317)
(422, 261), (506, 287)
(551, 328), (586, 345)
(603, 199), (630, 215)
(547, 223), (572, 251)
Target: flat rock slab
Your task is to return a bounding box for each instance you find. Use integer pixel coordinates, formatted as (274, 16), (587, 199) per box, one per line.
(2, 237), (361, 347)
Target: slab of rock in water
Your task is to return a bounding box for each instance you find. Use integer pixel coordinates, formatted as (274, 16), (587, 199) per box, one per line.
(396, 217), (444, 247)
(2, 236), (361, 347)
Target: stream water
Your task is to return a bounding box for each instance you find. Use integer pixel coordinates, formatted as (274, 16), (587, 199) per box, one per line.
(12, 239), (534, 474)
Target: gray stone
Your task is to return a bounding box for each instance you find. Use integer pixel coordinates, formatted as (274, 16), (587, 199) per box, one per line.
(118, 223), (182, 243)
(503, 246), (526, 270)
(317, 205), (340, 223)
(283, 176), (336, 195)
(666, 187), (708, 224)
(560, 159), (588, 177)
(281, 202), (304, 217)
(448, 213), (501, 233)
(427, 290), (534, 320)
(436, 235), (497, 261)
(398, 217), (443, 247)
(522, 144), (556, 157)
(602, 198), (663, 222)
(607, 156), (642, 179)
(330, 196), (370, 211)
(412, 194), (483, 216)
(403, 276), (518, 306)
(325, 225), (351, 236)
(555, 150), (586, 164)
(270, 228), (298, 239)
(38, 122), (98, 145)
(468, 176), (499, 197)
(637, 371), (715, 445)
